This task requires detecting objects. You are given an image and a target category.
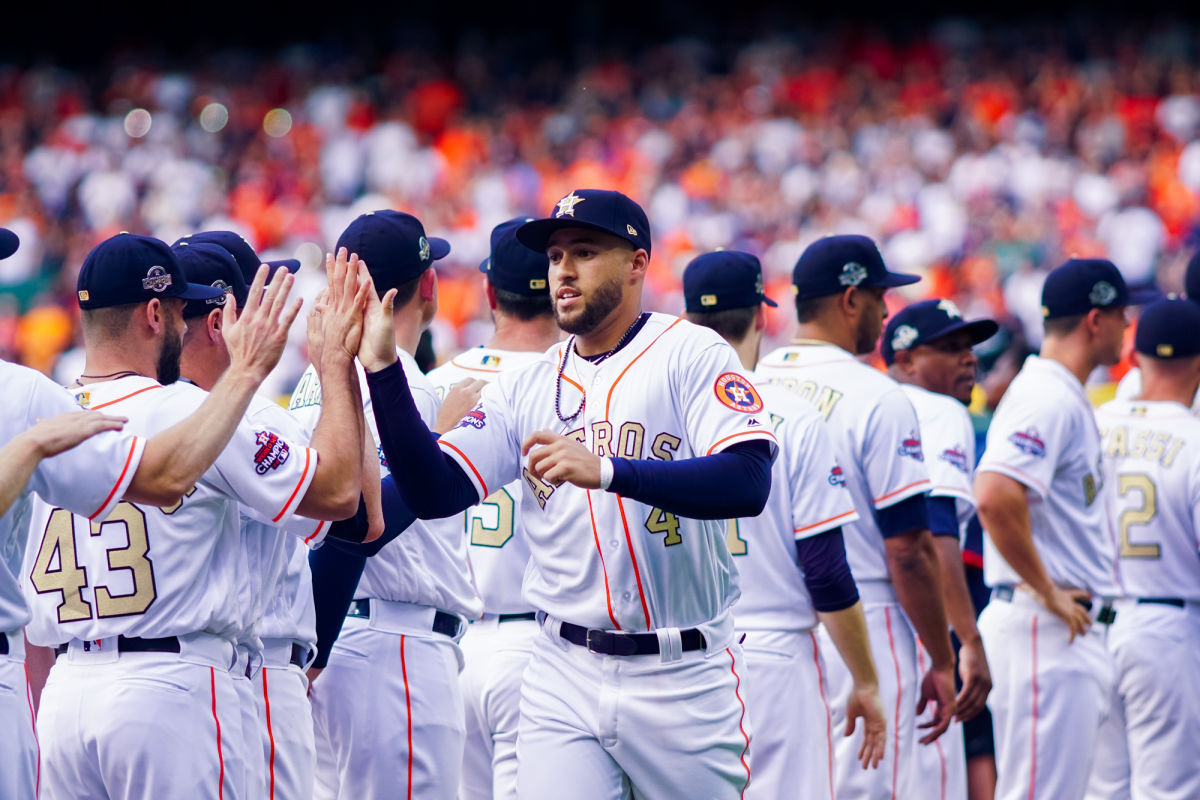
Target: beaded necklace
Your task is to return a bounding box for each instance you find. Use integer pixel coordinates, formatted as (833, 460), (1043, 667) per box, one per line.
(554, 313), (649, 424)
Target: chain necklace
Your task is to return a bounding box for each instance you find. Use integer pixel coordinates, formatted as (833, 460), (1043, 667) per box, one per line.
(73, 370), (141, 387)
(554, 313), (649, 423)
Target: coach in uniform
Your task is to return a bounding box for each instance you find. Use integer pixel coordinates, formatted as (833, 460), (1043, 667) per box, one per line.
(974, 257), (1154, 800)
(360, 189), (776, 798)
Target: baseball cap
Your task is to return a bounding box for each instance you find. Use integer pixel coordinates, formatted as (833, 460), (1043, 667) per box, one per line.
(1040, 258), (1158, 320)
(77, 233), (224, 310)
(1185, 251), (1200, 300)
(792, 234), (920, 301)
(337, 210), (450, 295)
(1134, 298), (1200, 359)
(175, 230), (301, 285)
(171, 241), (249, 318)
(881, 298), (1000, 365)
(683, 251), (778, 313)
(480, 218), (550, 296)
(516, 189), (651, 255)
(0, 227), (18, 260)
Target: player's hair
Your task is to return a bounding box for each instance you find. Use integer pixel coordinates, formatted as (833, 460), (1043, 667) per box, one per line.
(686, 307), (757, 342)
(493, 286), (553, 321)
(390, 271), (425, 309)
(794, 294), (835, 323)
(1043, 313), (1084, 338)
(80, 303), (141, 342)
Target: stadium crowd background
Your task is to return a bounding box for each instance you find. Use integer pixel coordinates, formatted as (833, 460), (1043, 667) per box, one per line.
(2, 15), (1199, 401)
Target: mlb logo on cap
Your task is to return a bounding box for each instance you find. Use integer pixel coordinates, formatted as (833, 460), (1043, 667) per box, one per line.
(683, 251), (778, 313)
(77, 233), (225, 310)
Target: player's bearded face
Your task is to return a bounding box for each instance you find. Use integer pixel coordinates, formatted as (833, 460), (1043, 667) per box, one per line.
(156, 303), (185, 385)
(555, 274), (623, 335)
(854, 288), (887, 355)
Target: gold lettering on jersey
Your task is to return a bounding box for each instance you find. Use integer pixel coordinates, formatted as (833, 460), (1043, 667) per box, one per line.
(768, 413), (785, 434)
(1083, 473), (1099, 506)
(523, 467), (556, 510)
(90, 502), (157, 618)
(617, 422), (645, 459)
(650, 432), (681, 461)
(565, 427), (587, 444)
(1103, 426), (1187, 468)
(591, 421), (615, 457)
(768, 378), (843, 420)
(159, 486), (198, 516)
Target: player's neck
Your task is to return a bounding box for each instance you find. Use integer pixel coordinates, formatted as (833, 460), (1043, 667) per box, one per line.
(79, 343), (158, 385)
(1137, 369), (1200, 407)
(794, 321), (853, 353)
(575, 304), (644, 357)
(1038, 338), (1096, 386)
(392, 307), (424, 357)
(729, 335), (759, 372)
(488, 313), (561, 353)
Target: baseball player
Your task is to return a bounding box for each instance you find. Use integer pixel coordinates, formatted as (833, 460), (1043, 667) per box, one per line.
(1087, 298), (1200, 800)
(288, 210), (483, 800)
(883, 298), (1000, 800)
(974, 258), (1155, 800)
(1113, 250), (1200, 410)
(359, 189), (777, 799)
(21, 233), (366, 800)
(682, 250), (888, 800)
(425, 217), (560, 800)
(756, 234), (957, 800)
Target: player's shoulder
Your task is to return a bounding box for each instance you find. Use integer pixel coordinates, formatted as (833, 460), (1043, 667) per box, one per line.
(245, 393), (308, 439)
(0, 359), (64, 423)
(656, 313), (738, 354)
(1113, 366), (1142, 400)
(901, 383), (970, 426)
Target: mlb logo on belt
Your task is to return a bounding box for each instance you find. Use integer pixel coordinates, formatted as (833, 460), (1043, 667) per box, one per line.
(713, 372), (764, 414)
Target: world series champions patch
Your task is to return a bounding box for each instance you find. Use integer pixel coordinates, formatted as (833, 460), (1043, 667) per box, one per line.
(714, 372), (764, 414)
(253, 431), (291, 474)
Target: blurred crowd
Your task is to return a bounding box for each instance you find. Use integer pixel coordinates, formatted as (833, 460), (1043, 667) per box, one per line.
(2, 19), (1200, 395)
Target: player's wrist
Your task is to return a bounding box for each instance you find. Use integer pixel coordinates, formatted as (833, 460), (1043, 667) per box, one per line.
(599, 457), (614, 490)
(359, 349), (397, 374)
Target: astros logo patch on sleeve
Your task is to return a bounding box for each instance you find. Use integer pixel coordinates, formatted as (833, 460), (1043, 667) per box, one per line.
(253, 431), (291, 474)
(714, 373), (764, 414)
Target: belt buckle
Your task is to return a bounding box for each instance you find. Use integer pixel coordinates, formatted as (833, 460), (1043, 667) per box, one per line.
(1096, 605), (1117, 626)
(585, 628), (606, 654)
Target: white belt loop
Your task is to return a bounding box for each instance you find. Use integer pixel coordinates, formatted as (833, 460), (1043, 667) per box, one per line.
(657, 627), (684, 664)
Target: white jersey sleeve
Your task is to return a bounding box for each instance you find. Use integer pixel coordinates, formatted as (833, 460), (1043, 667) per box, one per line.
(438, 377), (524, 503)
(977, 391), (1065, 499)
(680, 341), (778, 457)
(902, 385), (976, 524)
(863, 387), (931, 509)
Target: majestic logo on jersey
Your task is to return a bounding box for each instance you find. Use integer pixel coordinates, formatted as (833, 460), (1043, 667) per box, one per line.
(891, 324), (919, 352)
(1009, 428), (1046, 457)
(838, 261), (868, 287)
(142, 265), (173, 293)
(206, 280), (230, 305)
(714, 373), (764, 413)
(1089, 281), (1117, 306)
(828, 465), (846, 487)
(555, 192), (585, 218)
(253, 431), (291, 474)
(481, 354), (501, 367)
(458, 407), (487, 430)
(897, 432), (924, 461)
(418, 236), (431, 263)
(937, 299), (963, 318)
(940, 446), (970, 475)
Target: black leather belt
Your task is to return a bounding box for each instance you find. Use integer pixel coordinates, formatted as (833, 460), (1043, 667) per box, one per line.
(991, 586), (1116, 625)
(558, 621), (706, 656)
(54, 635), (181, 657)
(290, 643), (308, 667)
(497, 612), (538, 623)
(346, 599), (461, 638)
(0, 632), (8, 656)
(1138, 597), (1185, 608)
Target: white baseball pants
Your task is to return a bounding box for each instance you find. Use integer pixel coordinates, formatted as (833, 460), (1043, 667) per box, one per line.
(0, 632), (39, 800)
(254, 661), (316, 800)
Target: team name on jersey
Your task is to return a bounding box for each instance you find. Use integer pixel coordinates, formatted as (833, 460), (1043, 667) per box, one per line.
(762, 377), (843, 420)
(288, 371), (322, 410)
(1100, 425), (1186, 468)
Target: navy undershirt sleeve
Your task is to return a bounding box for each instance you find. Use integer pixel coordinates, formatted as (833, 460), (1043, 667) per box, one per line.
(308, 497), (369, 670)
(925, 496), (960, 539)
(794, 528), (860, 612)
(876, 493), (930, 539)
(607, 440), (772, 519)
(365, 361), (478, 519)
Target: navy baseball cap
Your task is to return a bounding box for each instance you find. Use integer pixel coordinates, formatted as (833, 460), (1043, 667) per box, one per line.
(516, 189), (651, 255)
(1041, 258), (1158, 320)
(480, 218), (550, 296)
(171, 241), (249, 319)
(337, 210), (450, 295)
(1185, 251), (1200, 300)
(881, 298), (1000, 365)
(0, 227), (17, 260)
(1134, 298), (1200, 359)
(683, 251), (778, 313)
(175, 230), (301, 284)
(77, 233), (224, 310)
(792, 235), (920, 301)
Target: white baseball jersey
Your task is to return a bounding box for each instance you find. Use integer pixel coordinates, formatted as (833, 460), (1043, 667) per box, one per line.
(901, 383), (977, 532)
(427, 347), (544, 616)
(1095, 399), (1200, 600)
(977, 355), (1120, 595)
(290, 350), (482, 618)
(730, 382), (859, 632)
(23, 375), (316, 646)
(756, 342), (932, 581)
(0, 362), (145, 634)
(1114, 367), (1200, 413)
(436, 313), (777, 632)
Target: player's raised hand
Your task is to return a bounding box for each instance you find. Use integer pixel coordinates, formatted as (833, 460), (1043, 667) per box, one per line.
(1038, 586), (1092, 643)
(358, 262), (399, 373)
(954, 637), (992, 721)
(522, 430), (603, 489)
(844, 681), (887, 769)
(434, 379), (486, 434)
(21, 411), (128, 457)
(321, 248), (370, 362)
(915, 664), (956, 745)
(306, 290), (329, 378)
(223, 263), (303, 383)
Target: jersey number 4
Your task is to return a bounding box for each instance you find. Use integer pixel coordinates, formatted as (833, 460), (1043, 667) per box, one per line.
(30, 501), (159, 624)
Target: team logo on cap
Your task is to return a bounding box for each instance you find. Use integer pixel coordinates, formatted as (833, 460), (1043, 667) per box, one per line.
(940, 446), (970, 475)
(457, 407), (487, 430)
(626, 224), (637, 236)
(418, 236), (431, 263)
(253, 431), (291, 475)
(555, 192), (585, 218)
(714, 372), (764, 413)
(898, 431), (924, 461)
(828, 465), (846, 487)
(1009, 428), (1046, 458)
(755, 274), (766, 296)
(142, 265), (173, 293)
(1089, 281), (1117, 306)
(937, 299), (963, 318)
(891, 324), (919, 352)
(838, 261), (868, 287)
(206, 280), (230, 305)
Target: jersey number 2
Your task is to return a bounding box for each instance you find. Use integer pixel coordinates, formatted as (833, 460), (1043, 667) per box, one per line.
(1117, 473), (1160, 559)
(30, 502), (158, 623)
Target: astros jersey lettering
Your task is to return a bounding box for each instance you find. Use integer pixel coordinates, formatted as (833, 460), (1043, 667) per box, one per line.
(436, 313), (776, 633)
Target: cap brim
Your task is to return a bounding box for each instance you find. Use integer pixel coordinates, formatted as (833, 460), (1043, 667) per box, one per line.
(930, 318), (1000, 346)
(869, 271), (922, 289)
(516, 218), (638, 253)
(429, 237), (451, 261)
(177, 283), (227, 301)
(266, 258), (301, 274)
(478, 257), (490, 274)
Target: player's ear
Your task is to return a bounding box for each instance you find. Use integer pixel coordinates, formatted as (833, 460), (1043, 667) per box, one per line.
(419, 267), (437, 302)
(629, 249), (649, 283)
(1084, 307), (1103, 338)
(754, 304), (767, 333)
(484, 278), (498, 311)
(143, 298), (164, 334)
(207, 308), (223, 341)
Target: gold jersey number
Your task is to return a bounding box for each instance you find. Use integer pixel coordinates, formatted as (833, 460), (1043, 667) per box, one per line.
(1117, 473), (1161, 559)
